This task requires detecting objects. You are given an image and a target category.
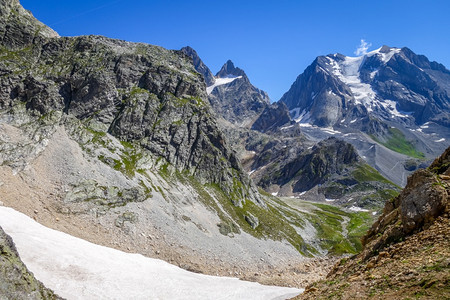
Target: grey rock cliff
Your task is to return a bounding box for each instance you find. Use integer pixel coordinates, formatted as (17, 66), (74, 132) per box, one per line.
(0, 4), (261, 206)
(180, 46), (215, 86)
(0, 0), (58, 50)
(208, 60), (272, 127)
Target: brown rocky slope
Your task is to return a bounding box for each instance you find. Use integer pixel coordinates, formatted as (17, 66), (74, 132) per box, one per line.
(296, 146), (450, 299)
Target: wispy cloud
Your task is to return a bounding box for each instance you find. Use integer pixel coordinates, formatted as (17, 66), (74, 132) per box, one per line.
(354, 39), (372, 56)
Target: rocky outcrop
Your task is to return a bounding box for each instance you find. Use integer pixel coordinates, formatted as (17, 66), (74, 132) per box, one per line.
(0, 0), (58, 50)
(251, 102), (293, 133)
(362, 146), (450, 256)
(0, 226), (62, 299)
(180, 46), (215, 86)
(208, 60), (271, 126)
(0, 13), (260, 205)
(297, 147), (450, 300)
(254, 137), (399, 207)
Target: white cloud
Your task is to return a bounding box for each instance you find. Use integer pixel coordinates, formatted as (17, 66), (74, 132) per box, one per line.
(354, 39), (372, 56)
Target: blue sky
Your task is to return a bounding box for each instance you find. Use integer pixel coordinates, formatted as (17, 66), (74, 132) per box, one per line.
(21, 0), (450, 101)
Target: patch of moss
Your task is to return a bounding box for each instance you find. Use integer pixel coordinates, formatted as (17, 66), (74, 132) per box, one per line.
(371, 127), (425, 159)
(347, 211), (373, 251)
(353, 164), (395, 184)
(308, 203), (375, 254)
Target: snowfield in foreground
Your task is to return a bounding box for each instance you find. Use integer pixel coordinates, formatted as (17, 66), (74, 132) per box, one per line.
(0, 207), (303, 300)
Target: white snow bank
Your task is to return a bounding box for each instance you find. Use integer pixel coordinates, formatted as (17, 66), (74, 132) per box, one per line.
(0, 207), (303, 300)
(434, 138), (445, 143)
(320, 127), (341, 135)
(206, 75), (242, 94)
(349, 206), (369, 212)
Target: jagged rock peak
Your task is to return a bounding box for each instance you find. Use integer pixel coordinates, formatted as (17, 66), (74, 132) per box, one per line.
(379, 44), (395, 53)
(216, 60), (247, 78)
(180, 46), (215, 86)
(0, 0), (59, 49)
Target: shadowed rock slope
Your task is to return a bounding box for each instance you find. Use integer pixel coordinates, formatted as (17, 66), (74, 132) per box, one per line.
(297, 146), (450, 299)
(0, 226), (62, 299)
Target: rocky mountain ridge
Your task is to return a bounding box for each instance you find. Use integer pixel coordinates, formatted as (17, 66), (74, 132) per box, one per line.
(206, 59), (276, 127)
(183, 46), (400, 210)
(281, 45), (450, 128)
(279, 45), (450, 187)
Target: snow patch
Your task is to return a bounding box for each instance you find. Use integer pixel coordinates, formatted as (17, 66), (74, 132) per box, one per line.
(325, 198), (336, 202)
(434, 138), (446, 143)
(0, 207), (303, 300)
(379, 100), (409, 118)
(349, 206), (369, 212)
(207, 75), (243, 95)
(280, 125), (294, 130)
(320, 127), (341, 135)
(328, 47), (401, 114)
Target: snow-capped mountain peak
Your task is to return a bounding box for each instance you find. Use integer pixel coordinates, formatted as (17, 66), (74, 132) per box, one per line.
(319, 46), (404, 115)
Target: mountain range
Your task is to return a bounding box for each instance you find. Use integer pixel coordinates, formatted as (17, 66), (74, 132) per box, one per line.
(0, 0), (449, 298)
(183, 43), (449, 209)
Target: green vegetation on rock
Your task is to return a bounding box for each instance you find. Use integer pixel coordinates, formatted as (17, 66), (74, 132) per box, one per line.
(371, 127), (425, 159)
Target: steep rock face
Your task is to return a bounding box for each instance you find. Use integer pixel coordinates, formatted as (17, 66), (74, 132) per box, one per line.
(253, 137), (399, 209)
(0, 0), (58, 50)
(0, 226), (61, 299)
(180, 46), (215, 86)
(364, 46), (450, 126)
(181, 49), (292, 133)
(251, 102), (293, 133)
(274, 138), (360, 192)
(208, 60), (271, 126)
(0, 6), (260, 206)
(280, 55), (355, 127)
